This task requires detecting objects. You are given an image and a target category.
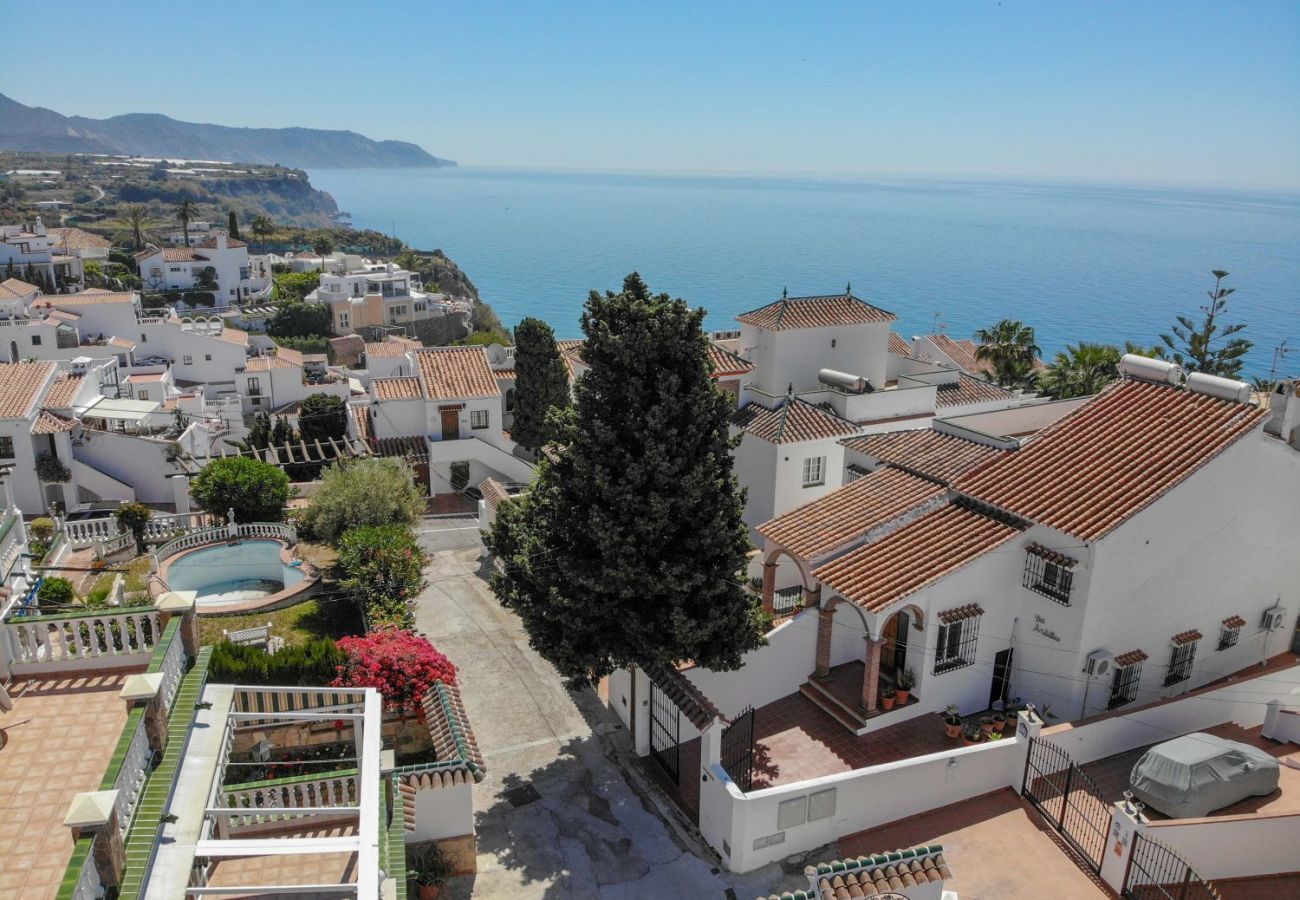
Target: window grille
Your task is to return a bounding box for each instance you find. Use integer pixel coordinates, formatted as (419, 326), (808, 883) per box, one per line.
(934, 614), (980, 674)
(1164, 641), (1196, 687)
(1108, 661), (1142, 709)
(1217, 624), (1241, 651)
(1023, 547), (1073, 605)
(470, 409), (489, 430)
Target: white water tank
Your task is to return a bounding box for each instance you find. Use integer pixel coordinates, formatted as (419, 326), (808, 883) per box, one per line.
(1186, 372), (1252, 404)
(1118, 354), (1181, 385)
(818, 368), (871, 394)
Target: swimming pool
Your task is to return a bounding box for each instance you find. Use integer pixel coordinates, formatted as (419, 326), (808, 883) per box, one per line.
(165, 539), (306, 607)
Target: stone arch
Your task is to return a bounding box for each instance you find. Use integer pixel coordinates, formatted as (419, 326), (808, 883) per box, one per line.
(761, 543), (814, 594)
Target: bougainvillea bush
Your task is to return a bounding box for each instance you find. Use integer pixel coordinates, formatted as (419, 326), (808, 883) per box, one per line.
(330, 629), (457, 712)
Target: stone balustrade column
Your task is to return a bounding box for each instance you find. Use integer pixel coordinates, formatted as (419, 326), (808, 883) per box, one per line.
(760, 561), (776, 617)
(860, 636), (884, 714)
(64, 791), (125, 889)
(814, 605), (835, 679)
(121, 672), (167, 754)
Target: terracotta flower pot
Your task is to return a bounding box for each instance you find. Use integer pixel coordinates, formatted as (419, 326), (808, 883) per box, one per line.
(980, 719), (994, 734)
(415, 883), (442, 900)
(963, 732), (983, 746)
(881, 695), (896, 711)
(895, 689), (911, 705)
(944, 720), (962, 739)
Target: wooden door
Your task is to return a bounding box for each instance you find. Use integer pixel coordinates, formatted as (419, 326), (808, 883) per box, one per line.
(440, 408), (460, 440)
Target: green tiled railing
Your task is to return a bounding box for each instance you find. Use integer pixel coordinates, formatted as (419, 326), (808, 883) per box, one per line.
(387, 784), (408, 900)
(54, 835), (98, 900)
(117, 646), (212, 900)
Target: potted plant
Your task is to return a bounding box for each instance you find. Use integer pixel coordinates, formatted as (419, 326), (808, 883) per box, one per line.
(942, 704), (963, 739)
(987, 731), (1005, 742)
(962, 723), (983, 746)
(991, 710), (1007, 732)
(880, 686), (896, 711)
(407, 843), (453, 900)
(979, 715), (994, 734)
(1002, 698), (1022, 731)
(895, 669), (915, 705)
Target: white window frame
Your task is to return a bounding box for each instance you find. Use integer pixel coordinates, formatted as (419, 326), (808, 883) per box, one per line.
(801, 455), (825, 488)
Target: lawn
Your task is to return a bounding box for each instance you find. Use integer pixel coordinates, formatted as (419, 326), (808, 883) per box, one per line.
(199, 596), (363, 648)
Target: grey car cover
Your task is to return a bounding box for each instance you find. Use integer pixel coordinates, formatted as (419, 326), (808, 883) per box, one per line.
(1129, 732), (1279, 818)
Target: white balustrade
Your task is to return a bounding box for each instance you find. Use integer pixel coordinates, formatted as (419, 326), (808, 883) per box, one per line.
(112, 715), (152, 838)
(221, 771), (359, 831)
(0, 515), (23, 580)
(4, 608), (162, 672)
(157, 626), (185, 716)
(59, 517), (116, 549)
(95, 531), (134, 559)
(153, 522), (297, 566)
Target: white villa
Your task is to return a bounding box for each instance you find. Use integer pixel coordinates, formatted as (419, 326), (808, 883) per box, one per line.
(135, 232), (271, 304)
(305, 262), (467, 336)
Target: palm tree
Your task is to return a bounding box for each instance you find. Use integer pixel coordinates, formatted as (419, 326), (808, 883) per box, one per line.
(175, 198), (200, 246)
(110, 204), (161, 250)
(249, 215), (276, 247)
(312, 235), (335, 272)
(1039, 342), (1121, 399)
(973, 320), (1040, 389)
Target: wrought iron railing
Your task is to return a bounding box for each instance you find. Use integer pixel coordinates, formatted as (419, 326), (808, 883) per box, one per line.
(1124, 832), (1219, 899)
(773, 585), (805, 616)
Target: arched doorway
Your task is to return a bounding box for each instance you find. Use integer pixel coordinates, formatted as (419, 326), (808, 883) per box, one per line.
(880, 605), (923, 683)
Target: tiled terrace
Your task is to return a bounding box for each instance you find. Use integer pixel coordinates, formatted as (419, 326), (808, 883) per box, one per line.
(1079, 722), (1300, 819)
(651, 685), (959, 823)
(837, 788), (1113, 900)
(0, 670), (138, 900)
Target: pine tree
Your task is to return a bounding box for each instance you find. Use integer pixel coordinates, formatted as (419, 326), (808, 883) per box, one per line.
(510, 317), (570, 451)
(487, 273), (763, 686)
(1156, 270), (1253, 378)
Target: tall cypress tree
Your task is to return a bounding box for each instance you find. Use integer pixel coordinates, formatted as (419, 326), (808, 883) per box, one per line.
(510, 317), (570, 452)
(488, 273), (762, 686)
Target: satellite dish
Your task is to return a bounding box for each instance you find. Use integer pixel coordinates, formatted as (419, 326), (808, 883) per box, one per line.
(485, 343), (506, 365)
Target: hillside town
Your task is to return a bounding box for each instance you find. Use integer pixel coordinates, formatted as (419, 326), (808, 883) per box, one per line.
(1, 175), (1299, 900)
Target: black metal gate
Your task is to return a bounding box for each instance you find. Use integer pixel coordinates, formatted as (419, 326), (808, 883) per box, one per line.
(1124, 832), (1219, 900)
(648, 680), (681, 783)
(721, 705), (756, 792)
(1021, 737), (1112, 873)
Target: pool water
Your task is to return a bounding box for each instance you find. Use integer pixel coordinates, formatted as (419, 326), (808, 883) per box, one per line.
(166, 540), (305, 607)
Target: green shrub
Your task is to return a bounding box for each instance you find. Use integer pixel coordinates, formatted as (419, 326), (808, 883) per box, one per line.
(336, 524), (425, 630)
(85, 574), (116, 609)
(37, 577), (75, 609)
(302, 458), (425, 543)
(209, 637), (344, 686)
(191, 457), (292, 523)
(29, 517), (55, 543)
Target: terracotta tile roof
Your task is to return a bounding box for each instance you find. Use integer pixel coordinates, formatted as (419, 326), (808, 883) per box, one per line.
(928, 333), (990, 375)
(44, 373), (84, 408)
(936, 603), (985, 625)
(106, 336), (135, 349)
(814, 503), (1023, 612)
(413, 346), (501, 399)
(559, 341), (586, 378)
(395, 681), (486, 791)
(196, 236), (247, 249)
(707, 342), (754, 377)
(372, 435), (427, 461)
(1222, 615), (1247, 630)
(758, 468), (943, 560)
(0, 361), (55, 418)
(364, 340), (409, 359)
(32, 409), (77, 433)
(933, 373), (1017, 409)
(126, 372), (166, 383)
(737, 293), (896, 330)
(642, 661), (724, 729)
(799, 845), (951, 900)
(1115, 649), (1149, 668)
(888, 332), (910, 356)
(1025, 542), (1079, 570)
(480, 477), (526, 512)
(274, 346), (304, 367)
(735, 398), (860, 444)
(840, 429), (1004, 484)
(46, 309), (81, 322)
(373, 376), (422, 400)
(244, 355), (296, 372)
(49, 227), (111, 251)
(1171, 629), (1203, 646)
(39, 291), (136, 306)
(213, 326), (248, 346)
(350, 405), (372, 445)
(494, 368), (517, 380)
(0, 278), (40, 299)
(955, 379), (1267, 541)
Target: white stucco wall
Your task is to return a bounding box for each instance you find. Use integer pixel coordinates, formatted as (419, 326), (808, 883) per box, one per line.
(743, 321), (889, 398)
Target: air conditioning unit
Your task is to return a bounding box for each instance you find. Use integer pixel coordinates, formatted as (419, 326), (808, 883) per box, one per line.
(1084, 649), (1114, 677)
(1262, 606), (1288, 632)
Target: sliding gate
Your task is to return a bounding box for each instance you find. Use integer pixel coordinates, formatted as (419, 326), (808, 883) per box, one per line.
(1021, 737), (1112, 873)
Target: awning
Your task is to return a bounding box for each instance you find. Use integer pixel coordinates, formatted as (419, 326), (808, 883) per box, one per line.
(81, 396), (163, 422)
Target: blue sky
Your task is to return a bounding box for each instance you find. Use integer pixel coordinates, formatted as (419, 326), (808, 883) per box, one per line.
(4, 0), (1299, 186)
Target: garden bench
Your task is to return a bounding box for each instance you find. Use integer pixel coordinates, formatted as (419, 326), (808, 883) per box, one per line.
(223, 623), (272, 649)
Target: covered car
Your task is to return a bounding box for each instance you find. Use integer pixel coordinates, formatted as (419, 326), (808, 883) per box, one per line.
(1129, 733), (1279, 818)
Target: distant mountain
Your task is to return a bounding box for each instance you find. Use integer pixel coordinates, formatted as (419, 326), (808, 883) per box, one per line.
(0, 94), (455, 168)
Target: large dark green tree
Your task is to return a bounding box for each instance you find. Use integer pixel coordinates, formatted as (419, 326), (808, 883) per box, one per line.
(191, 457), (291, 523)
(298, 393), (348, 444)
(1156, 270), (1253, 378)
(487, 273), (763, 686)
(511, 317), (570, 451)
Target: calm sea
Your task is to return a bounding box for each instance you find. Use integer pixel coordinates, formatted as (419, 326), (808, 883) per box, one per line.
(308, 168), (1300, 377)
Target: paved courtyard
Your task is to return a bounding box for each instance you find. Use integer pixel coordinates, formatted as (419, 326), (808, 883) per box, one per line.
(411, 521), (809, 898)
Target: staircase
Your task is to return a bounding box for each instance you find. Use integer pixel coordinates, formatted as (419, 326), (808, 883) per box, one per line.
(800, 677), (870, 733)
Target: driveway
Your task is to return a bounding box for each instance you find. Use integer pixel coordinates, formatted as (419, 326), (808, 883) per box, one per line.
(412, 523), (803, 898)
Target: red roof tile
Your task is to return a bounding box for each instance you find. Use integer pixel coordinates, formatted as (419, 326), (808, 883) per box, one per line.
(937, 603), (985, 624)
(32, 409), (77, 433)
(735, 398), (860, 444)
(814, 503), (1023, 612)
(934, 374), (1017, 409)
(955, 379), (1267, 541)
(43, 372), (85, 408)
(737, 293), (896, 331)
(1115, 649), (1148, 668)
(364, 340), (409, 359)
(1025, 542), (1080, 570)
(707, 342), (754, 377)
(840, 429), (1004, 484)
(413, 346), (500, 399)
(758, 468), (944, 560)
(1222, 615), (1247, 630)
(889, 332), (911, 356)
(0, 361), (55, 419)
(373, 376), (422, 400)
(928, 334), (991, 375)
(1172, 629), (1203, 646)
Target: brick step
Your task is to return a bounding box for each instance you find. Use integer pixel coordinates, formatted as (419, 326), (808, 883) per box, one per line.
(799, 680), (867, 732)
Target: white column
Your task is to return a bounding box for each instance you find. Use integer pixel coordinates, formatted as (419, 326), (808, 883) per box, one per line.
(1100, 800), (1145, 894)
(170, 474), (192, 515)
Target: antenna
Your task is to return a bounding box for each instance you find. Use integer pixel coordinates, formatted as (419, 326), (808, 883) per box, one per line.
(1269, 340), (1292, 385)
